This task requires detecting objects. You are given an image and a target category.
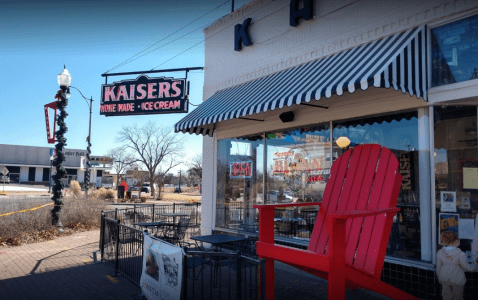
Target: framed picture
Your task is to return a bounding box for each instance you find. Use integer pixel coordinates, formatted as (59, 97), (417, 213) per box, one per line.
(461, 196), (471, 209)
(440, 191), (457, 212)
(439, 213), (459, 246)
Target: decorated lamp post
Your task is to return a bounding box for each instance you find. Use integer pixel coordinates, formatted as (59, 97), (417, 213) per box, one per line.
(69, 86), (93, 196)
(51, 66), (71, 231)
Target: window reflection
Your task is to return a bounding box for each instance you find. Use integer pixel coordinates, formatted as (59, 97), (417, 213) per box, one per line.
(434, 106), (477, 253)
(216, 136), (263, 232)
(265, 124), (330, 239)
(333, 112), (421, 260)
(431, 14), (478, 87)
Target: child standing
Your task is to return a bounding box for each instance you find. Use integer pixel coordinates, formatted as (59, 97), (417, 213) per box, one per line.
(437, 231), (477, 300)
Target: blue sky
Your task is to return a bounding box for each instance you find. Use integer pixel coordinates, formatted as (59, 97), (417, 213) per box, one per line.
(1, 0), (252, 173)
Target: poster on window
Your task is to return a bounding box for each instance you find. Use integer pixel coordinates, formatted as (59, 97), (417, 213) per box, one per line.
(440, 191), (457, 212)
(439, 213), (459, 246)
(140, 233), (184, 300)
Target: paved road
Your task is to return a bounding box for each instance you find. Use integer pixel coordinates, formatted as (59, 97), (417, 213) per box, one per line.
(0, 183), (49, 192)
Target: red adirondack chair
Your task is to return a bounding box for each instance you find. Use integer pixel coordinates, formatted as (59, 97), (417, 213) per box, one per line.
(254, 144), (419, 300)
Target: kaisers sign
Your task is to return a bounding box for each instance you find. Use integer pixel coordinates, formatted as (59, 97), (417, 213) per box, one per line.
(100, 75), (188, 116)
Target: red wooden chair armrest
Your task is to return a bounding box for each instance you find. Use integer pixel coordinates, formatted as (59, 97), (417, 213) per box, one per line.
(330, 207), (400, 220)
(253, 202), (322, 209)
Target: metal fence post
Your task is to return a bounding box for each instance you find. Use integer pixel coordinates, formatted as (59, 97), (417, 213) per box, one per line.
(152, 204), (155, 222)
(236, 251), (242, 300)
(100, 213), (105, 261)
(113, 219), (121, 276)
(181, 247), (188, 300)
(260, 258), (266, 300)
(133, 205), (136, 223)
(114, 208), (118, 220)
(173, 203), (176, 213)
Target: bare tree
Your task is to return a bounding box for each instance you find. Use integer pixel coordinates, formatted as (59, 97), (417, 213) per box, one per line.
(187, 154), (202, 189)
(117, 121), (183, 198)
(188, 154), (202, 178)
(107, 146), (134, 189)
(130, 164), (148, 198)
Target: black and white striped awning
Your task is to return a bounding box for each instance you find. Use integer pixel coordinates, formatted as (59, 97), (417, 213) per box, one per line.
(175, 26), (427, 136)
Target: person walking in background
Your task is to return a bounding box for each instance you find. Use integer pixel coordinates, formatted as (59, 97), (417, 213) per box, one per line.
(437, 231), (477, 300)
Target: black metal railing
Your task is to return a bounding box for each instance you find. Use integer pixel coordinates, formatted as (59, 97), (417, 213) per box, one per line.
(216, 204), (319, 240)
(100, 208), (265, 300)
(185, 250), (265, 300)
(100, 216), (145, 284)
(103, 203), (201, 228)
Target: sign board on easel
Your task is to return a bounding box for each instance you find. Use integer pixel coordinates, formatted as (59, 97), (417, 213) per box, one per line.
(140, 233), (184, 300)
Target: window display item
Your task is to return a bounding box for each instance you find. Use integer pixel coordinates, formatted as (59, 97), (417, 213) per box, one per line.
(439, 214), (459, 246)
(460, 196), (471, 209)
(473, 215), (478, 254)
(441, 191), (457, 212)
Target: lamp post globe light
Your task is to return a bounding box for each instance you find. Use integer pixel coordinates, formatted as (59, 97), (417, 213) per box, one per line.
(51, 66), (71, 232)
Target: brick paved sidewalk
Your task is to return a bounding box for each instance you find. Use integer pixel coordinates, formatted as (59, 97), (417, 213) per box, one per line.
(0, 229), (392, 300)
(0, 230), (141, 300)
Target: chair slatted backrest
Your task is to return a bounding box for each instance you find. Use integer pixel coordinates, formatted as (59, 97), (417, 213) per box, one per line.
(307, 144), (402, 277)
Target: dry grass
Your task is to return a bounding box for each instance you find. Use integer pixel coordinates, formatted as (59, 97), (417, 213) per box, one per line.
(162, 186), (200, 193)
(159, 193), (201, 202)
(0, 196), (106, 247)
(70, 180), (82, 197)
(90, 187), (116, 200)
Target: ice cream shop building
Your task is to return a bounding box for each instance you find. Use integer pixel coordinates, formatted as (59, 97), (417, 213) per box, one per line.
(175, 0), (478, 298)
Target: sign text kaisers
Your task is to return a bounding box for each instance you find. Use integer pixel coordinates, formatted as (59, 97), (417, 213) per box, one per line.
(100, 75), (188, 116)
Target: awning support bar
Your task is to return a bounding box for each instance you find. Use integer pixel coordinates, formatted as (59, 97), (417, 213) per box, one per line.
(301, 103), (328, 109)
(238, 117), (265, 122)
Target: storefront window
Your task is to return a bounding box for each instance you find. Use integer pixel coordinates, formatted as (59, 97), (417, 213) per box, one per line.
(333, 111), (422, 260)
(216, 136), (264, 232)
(434, 106), (477, 254)
(265, 124), (330, 239)
(431, 14), (478, 87)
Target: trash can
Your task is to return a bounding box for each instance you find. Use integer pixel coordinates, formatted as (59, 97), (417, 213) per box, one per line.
(117, 186), (125, 199)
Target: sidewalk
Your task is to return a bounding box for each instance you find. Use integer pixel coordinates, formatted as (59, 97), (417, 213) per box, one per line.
(0, 230), (141, 300)
(0, 229), (391, 300)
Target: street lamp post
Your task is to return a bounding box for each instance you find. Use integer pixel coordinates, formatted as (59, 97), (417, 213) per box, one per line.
(178, 170), (181, 192)
(51, 66), (71, 232)
(69, 86), (93, 196)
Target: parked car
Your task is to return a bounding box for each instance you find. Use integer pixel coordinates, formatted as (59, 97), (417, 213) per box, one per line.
(174, 187), (182, 193)
(141, 184), (150, 193)
(0, 175), (10, 184)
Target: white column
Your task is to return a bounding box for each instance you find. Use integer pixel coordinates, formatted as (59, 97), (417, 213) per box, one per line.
(201, 135), (216, 235)
(77, 170), (85, 183)
(35, 168), (43, 182)
(19, 167), (28, 182)
(429, 106), (437, 264)
(418, 107), (432, 262)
